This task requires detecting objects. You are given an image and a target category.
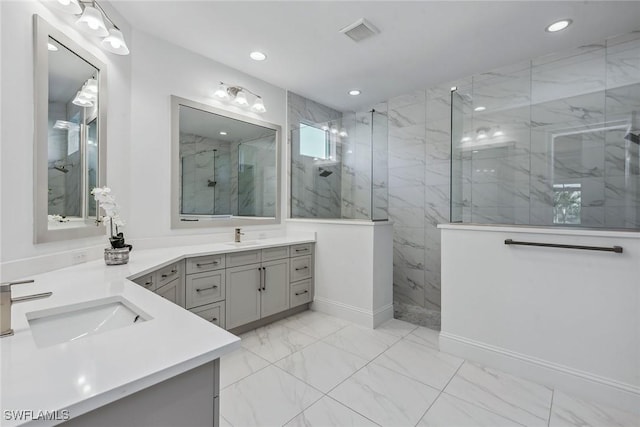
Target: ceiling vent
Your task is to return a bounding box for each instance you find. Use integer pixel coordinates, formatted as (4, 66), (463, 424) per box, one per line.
(340, 18), (379, 42)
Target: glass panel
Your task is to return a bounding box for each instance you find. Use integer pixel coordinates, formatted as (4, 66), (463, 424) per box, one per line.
(449, 34), (640, 230)
(372, 106), (389, 220)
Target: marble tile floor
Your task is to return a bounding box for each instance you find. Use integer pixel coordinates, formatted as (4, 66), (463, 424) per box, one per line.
(220, 310), (638, 427)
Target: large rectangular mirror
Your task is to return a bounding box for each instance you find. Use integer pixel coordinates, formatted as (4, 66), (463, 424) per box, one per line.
(34, 15), (107, 243)
(171, 96), (281, 228)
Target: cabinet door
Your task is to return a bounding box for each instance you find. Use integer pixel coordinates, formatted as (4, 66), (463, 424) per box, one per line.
(261, 259), (290, 318)
(225, 264), (261, 329)
(156, 276), (185, 308)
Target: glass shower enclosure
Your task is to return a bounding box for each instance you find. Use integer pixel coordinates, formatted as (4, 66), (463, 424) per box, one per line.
(290, 107), (389, 221)
(450, 34), (640, 230)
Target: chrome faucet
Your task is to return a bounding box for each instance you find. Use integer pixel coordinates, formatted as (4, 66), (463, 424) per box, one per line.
(1, 280), (52, 337)
(234, 228), (244, 243)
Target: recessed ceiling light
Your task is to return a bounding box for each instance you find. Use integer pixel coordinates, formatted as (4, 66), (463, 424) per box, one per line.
(219, 131), (227, 136)
(546, 19), (572, 33)
(47, 42), (58, 51)
(250, 51), (266, 61)
(474, 106), (486, 112)
(348, 89), (361, 96)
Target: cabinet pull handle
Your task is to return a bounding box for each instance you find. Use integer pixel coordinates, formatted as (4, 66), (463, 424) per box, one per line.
(262, 267), (266, 291)
(195, 285), (218, 292)
(143, 281), (153, 287)
(295, 248), (308, 252)
(196, 261), (219, 267)
(161, 269), (178, 278)
(295, 290), (309, 296)
(295, 266), (308, 271)
(258, 267), (262, 292)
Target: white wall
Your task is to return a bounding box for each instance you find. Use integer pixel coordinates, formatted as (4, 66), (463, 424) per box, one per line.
(128, 29), (288, 245)
(0, 1), (132, 280)
(286, 219), (393, 327)
(439, 224), (640, 414)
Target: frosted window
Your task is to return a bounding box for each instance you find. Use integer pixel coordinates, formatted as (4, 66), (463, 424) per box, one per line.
(299, 123), (328, 159)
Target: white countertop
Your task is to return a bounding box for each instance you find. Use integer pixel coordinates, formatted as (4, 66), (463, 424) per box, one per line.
(437, 223), (640, 239)
(0, 236), (315, 426)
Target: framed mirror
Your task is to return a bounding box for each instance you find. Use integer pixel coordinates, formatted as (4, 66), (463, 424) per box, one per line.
(171, 96), (281, 228)
(33, 15), (107, 243)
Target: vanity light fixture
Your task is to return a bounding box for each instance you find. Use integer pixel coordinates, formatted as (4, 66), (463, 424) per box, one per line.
(546, 19), (572, 33)
(76, 4), (108, 36)
(42, 0), (130, 55)
(250, 51), (267, 61)
(348, 89), (361, 96)
(48, 0), (82, 15)
(214, 82), (267, 114)
(72, 90), (94, 107)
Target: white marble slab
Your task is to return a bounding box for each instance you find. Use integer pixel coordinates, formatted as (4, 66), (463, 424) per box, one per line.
(220, 365), (323, 427)
(329, 363), (440, 426)
(444, 362), (553, 426)
(285, 396), (379, 427)
(240, 323), (317, 363)
(549, 390), (640, 427)
(418, 393), (524, 427)
(275, 341), (368, 393)
(322, 324), (401, 360)
(219, 347), (270, 390)
(275, 310), (350, 339)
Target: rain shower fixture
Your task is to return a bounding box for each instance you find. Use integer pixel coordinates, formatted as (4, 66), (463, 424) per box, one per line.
(213, 82), (267, 113)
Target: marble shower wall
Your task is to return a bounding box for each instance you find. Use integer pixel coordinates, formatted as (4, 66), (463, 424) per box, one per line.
(180, 133), (232, 215)
(389, 30), (640, 316)
(289, 92), (343, 218)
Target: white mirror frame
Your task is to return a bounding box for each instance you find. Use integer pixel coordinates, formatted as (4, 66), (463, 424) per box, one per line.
(171, 96), (282, 229)
(33, 15), (107, 243)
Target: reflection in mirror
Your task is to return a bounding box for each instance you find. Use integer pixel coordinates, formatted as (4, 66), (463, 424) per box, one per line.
(34, 16), (106, 243)
(47, 36), (99, 224)
(172, 97), (281, 228)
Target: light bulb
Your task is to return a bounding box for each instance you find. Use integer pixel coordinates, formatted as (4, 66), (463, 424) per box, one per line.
(330, 127), (339, 135)
(493, 129), (504, 137)
(339, 128), (348, 137)
(348, 89), (361, 96)
(474, 106), (486, 112)
(546, 19), (572, 33)
(214, 84), (229, 100)
(48, 0), (82, 14)
(76, 6), (109, 37)
(461, 136), (472, 143)
(320, 125), (330, 131)
(234, 91), (248, 106)
(101, 28), (129, 55)
(251, 97), (267, 113)
(477, 131), (487, 139)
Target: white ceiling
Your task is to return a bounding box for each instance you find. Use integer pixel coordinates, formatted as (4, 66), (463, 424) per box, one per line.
(111, 1), (640, 112)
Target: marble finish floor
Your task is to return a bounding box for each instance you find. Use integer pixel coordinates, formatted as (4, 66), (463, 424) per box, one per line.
(220, 311), (638, 427)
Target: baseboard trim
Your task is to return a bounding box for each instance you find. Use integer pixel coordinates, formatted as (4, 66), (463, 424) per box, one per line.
(311, 297), (389, 329)
(440, 332), (640, 415)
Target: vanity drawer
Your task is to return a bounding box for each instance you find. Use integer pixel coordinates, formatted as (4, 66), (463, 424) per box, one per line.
(157, 261), (182, 288)
(186, 254), (225, 274)
(132, 273), (156, 291)
(290, 255), (312, 282)
(290, 280), (312, 307)
(186, 270), (225, 309)
(190, 301), (226, 329)
(226, 250), (261, 268)
(290, 243), (312, 257)
(262, 246), (289, 262)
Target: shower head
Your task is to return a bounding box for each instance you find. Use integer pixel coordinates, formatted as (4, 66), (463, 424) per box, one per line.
(318, 167), (333, 177)
(624, 132), (639, 145)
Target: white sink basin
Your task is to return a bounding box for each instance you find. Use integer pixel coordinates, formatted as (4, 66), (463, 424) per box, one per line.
(27, 296), (150, 348)
(224, 241), (259, 247)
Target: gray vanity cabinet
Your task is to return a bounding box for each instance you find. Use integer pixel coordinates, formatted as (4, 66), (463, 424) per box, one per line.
(225, 258), (290, 330)
(225, 265), (262, 329)
(132, 261), (185, 308)
(260, 259), (290, 318)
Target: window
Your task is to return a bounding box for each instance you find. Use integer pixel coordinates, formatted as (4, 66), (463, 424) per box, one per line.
(299, 123), (329, 159)
(553, 183), (581, 224)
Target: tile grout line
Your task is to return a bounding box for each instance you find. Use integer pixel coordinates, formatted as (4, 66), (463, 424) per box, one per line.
(413, 359), (466, 426)
(547, 389), (555, 427)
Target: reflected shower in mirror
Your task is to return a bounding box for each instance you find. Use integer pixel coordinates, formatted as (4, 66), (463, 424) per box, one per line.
(172, 96), (281, 229)
(34, 15), (107, 243)
(47, 36), (99, 221)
